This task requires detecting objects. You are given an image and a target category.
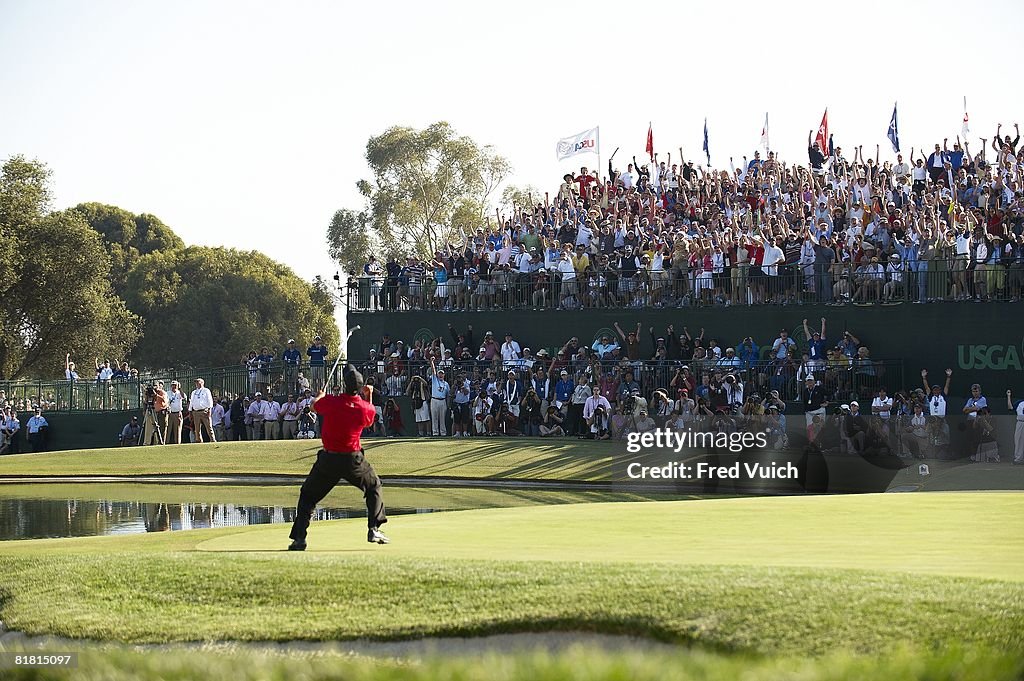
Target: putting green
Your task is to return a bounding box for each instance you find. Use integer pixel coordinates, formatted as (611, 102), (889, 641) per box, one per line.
(193, 493), (1023, 580)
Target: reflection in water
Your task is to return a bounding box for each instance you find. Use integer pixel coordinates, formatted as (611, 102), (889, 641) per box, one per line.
(0, 498), (437, 541)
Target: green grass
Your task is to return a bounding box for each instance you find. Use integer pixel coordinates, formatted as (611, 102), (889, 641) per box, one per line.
(1, 494), (1021, 655)
(2, 644), (1022, 681)
(0, 438), (622, 480)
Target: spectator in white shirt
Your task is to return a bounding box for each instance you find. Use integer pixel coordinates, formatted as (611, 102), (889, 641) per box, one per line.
(500, 332), (522, 368)
(189, 378), (216, 443)
(246, 393), (266, 440)
(211, 399), (227, 442)
(280, 394), (300, 440)
(582, 386), (612, 439)
(166, 381), (185, 444)
(261, 396), (282, 440)
(871, 387), (894, 422)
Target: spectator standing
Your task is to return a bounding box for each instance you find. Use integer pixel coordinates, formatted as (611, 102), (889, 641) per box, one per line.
(500, 332), (522, 369)
(261, 395), (282, 440)
(1008, 388), (1024, 465)
(282, 340), (301, 395)
(230, 396), (247, 440)
(255, 347), (274, 395)
(802, 376), (828, 427)
(963, 383), (989, 460)
(429, 360), (451, 437)
(247, 393), (266, 440)
(166, 381), (185, 444)
(26, 408), (48, 452)
(212, 398), (227, 442)
(189, 378), (216, 443)
(2, 408), (20, 454)
(307, 336), (329, 392)
(143, 381), (168, 445)
(921, 369), (952, 417)
(281, 394), (300, 440)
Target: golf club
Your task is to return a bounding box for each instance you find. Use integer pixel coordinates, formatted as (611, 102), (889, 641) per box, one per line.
(325, 325), (361, 389)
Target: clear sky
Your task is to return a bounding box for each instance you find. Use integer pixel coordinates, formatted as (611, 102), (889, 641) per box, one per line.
(2, 0), (1022, 290)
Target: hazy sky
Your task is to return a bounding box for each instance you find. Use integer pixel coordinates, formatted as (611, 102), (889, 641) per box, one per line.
(3, 0), (1022, 291)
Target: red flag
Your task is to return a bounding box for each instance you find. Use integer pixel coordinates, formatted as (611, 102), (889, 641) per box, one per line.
(814, 109), (829, 156)
(645, 123), (654, 161)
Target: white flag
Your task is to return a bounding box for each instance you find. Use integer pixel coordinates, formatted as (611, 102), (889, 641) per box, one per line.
(962, 96), (970, 139)
(555, 127), (599, 161)
(760, 112), (769, 153)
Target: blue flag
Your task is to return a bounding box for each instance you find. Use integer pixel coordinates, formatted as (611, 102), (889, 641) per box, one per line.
(887, 103), (900, 153)
(702, 118), (710, 165)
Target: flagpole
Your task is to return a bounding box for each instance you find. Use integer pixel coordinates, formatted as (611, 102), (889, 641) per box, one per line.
(597, 126), (602, 181)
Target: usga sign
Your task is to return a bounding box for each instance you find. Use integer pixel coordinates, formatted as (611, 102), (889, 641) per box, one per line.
(958, 343), (1023, 371)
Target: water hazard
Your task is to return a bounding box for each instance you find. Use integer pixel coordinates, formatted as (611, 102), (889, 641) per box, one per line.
(0, 483), (674, 541)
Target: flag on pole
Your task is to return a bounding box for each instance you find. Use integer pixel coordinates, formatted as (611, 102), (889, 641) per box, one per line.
(760, 112), (769, 153)
(887, 102), (900, 153)
(962, 97), (970, 139)
(555, 127), (600, 161)
(702, 118), (710, 165)
(814, 109), (829, 156)
(645, 123), (654, 161)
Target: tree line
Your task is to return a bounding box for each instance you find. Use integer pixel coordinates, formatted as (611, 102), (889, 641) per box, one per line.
(0, 156), (339, 379)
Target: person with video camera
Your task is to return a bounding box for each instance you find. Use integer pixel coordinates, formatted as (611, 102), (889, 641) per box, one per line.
(141, 380), (168, 446)
(288, 365), (388, 551)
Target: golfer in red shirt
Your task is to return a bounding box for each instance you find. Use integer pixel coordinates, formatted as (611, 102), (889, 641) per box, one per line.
(288, 365), (388, 550)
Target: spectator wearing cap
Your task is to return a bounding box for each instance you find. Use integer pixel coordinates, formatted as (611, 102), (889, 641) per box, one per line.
(260, 391), (282, 440)
(247, 392), (266, 440)
(802, 376), (828, 427)
(554, 369), (574, 411)
(166, 380), (185, 445)
(189, 378), (216, 443)
(26, 408), (48, 452)
(119, 416), (141, 446)
(429, 359), (451, 437)
(282, 339), (301, 395)
(1, 407), (21, 454)
(480, 331), (500, 361)
(307, 336), (328, 392)
(592, 333), (619, 359)
(501, 332), (522, 369)
(844, 400), (868, 453)
(921, 368), (952, 417)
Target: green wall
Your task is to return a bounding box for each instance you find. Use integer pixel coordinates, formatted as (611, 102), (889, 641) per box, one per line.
(349, 303), (1024, 402)
(5, 411), (137, 453)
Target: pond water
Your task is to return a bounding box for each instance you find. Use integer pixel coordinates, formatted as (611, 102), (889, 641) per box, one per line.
(0, 484), (676, 541)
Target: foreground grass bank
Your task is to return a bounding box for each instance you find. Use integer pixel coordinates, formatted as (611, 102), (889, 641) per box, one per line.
(1, 494), (1021, 655)
(0, 438), (620, 480)
(2, 644), (1021, 681)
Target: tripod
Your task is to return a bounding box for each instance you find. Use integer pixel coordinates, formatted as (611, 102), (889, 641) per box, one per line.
(138, 407), (166, 446)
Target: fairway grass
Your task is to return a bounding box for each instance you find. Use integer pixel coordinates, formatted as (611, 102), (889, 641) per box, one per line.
(1, 494), (1021, 656)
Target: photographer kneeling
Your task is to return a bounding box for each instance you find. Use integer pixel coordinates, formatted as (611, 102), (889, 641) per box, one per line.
(118, 416), (142, 446)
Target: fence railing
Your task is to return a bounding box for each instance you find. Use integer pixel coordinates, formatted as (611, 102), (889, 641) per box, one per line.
(0, 361), (334, 413)
(1, 355), (903, 415)
(358, 357), (904, 407)
(346, 258), (1024, 312)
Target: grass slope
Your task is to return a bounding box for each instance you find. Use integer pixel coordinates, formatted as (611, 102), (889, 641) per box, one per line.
(0, 494), (1021, 654)
(0, 438), (622, 480)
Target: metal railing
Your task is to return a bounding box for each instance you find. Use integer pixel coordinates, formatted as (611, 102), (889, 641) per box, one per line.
(346, 258), (1024, 312)
(0, 361), (335, 413)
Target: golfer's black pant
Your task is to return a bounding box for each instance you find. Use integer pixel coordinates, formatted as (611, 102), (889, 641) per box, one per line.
(289, 449), (387, 542)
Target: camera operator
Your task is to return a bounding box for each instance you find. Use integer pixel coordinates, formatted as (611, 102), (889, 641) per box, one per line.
(648, 389), (673, 426)
(583, 386), (612, 440)
(142, 381), (168, 446)
(520, 387), (542, 436)
(722, 374), (744, 412)
(540, 405), (565, 437)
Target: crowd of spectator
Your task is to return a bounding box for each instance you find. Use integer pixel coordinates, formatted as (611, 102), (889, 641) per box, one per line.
(350, 321), (1023, 463)
(350, 127), (1024, 311)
